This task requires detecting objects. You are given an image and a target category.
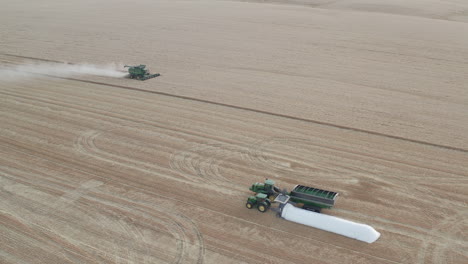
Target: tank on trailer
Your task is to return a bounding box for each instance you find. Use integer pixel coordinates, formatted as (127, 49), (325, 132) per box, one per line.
(281, 203), (380, 243)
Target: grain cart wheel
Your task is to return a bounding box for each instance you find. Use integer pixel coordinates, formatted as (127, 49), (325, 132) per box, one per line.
(246, 201), (254, 209)
(303, 205), (321, 213)
(257, 202), (269, 213)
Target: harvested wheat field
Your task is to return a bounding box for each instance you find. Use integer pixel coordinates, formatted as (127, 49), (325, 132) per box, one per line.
(1, 0), (467, 263)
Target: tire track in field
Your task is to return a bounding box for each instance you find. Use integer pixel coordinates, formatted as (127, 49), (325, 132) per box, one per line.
(4, 86), (466, 183)
(106, 199), (206, 264)
(29, 179), (155, 264)
(73, 130), (194, 185)
(176, 214), (206, 264)
(249, 137), (468, 263)
(71, 130), (208, 263)
(2, 52), (467, 154)
(417, 212), (468, 264)
(248, 138), (364, 181)
(73, 128), (247, 194)
(1, 171), (205, 264)
(71, 199), (203, 264)
(250, 137), (467, 212)
(337, 207), (467, 264)
(1, 142), (400, 264)
(248, 137), (467, 180)
(0, 177), (108, 263)
(169, 143), (252, 193)
(77, 185), (206, 264)
(3, 83), (465, 181)
(0, 147), (204, 264)
(57, 198), (149, 263)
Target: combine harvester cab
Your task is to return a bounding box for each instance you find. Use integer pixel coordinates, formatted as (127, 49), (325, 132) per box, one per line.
(124, 64), (160, 80)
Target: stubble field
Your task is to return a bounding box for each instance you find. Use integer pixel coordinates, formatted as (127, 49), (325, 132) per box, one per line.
(1, 0), (467, 263)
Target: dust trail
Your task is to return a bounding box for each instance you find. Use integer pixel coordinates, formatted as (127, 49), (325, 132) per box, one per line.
(0, 61), (127, 81)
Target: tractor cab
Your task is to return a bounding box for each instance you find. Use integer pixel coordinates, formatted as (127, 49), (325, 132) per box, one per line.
(249, 179), (279, 196)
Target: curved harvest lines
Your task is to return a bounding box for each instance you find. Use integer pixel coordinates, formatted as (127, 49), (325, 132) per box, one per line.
(52, 180), (205, 264)
(73, 129), (195, 184)
(338, 207), (467, 264)
(69, 204), (153, 263)
(247, 137), (466, 183)
(50, 180), (150, 263)
(175, 214), (206, 264)
(417, 212), (468, 264)
(169, 143), (251, 193)
(72, 130), (208, 262)
(73, 202), (205, 264)
(247, 137), (368, 182)
(249, 137), (468, 263)
(74, 129), (156, 171)
(74, 129), (249, 194)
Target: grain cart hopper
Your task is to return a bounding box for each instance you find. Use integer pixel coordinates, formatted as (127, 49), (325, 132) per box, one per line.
(288, 185), (339, 213)
(124, 65), (160, 80)
(247, 179), (339, 213)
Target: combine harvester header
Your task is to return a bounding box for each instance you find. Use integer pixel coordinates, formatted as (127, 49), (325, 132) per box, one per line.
(246, 179), (380, 243)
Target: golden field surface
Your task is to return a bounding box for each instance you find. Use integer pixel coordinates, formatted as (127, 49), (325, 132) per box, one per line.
(1, 0), (467, 263)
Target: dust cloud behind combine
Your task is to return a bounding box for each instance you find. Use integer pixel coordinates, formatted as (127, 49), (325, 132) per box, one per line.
(0, 0), (467, 264)
(0, 62), (127, 81)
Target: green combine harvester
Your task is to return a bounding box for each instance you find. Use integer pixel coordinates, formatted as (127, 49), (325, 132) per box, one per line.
(124, 65), (160, 80)
(247, 179), (339, 213)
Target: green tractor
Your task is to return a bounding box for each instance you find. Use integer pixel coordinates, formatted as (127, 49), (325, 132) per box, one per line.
(124, 64), (160, 80)
(249, 179), (281, 197)
(246, 193), (271, 213)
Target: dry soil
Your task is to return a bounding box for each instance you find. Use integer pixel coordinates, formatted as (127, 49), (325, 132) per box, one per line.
(1, 1), (467, 263)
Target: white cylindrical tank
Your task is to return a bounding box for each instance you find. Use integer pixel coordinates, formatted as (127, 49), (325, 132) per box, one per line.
(281, 204), (380, 243)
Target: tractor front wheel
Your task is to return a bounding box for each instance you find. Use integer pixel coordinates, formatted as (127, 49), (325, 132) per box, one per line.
(246, 201), (254, 209)
(257, 202), (269, 213)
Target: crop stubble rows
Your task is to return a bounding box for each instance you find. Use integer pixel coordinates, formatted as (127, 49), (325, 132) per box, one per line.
(0, 68), (467, 263)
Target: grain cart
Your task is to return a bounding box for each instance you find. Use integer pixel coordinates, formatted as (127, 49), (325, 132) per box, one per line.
(287, 185), (338, 212)
(125, 65), (160, 80)
(247, 179), (339, 213)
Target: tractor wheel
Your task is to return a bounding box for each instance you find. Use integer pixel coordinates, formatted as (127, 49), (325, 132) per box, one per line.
(246, 201), (254, 209)
(257, 202), (269, 213)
